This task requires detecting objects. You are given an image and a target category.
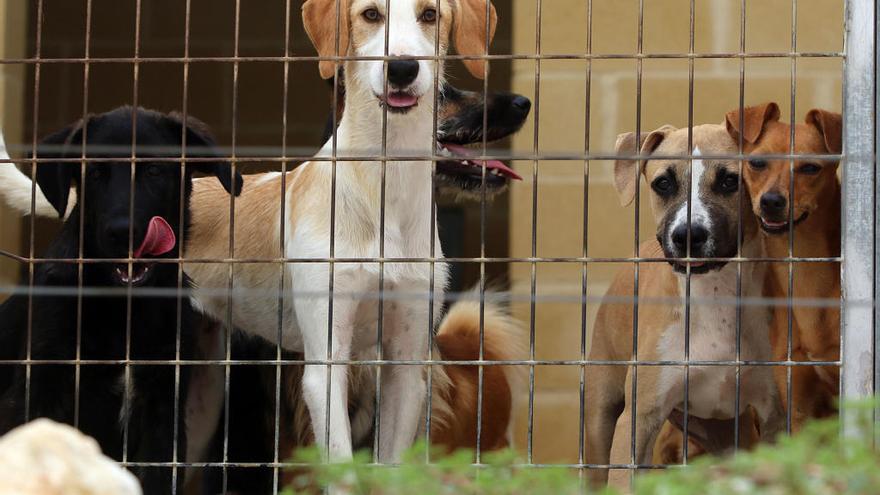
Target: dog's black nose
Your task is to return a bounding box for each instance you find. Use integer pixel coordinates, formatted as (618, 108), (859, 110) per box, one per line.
(760, 192), (787, 215)
(106, 219), (133, 247)
(671, 224), (709, 253)
(387, 60), (420, 88)
(511, 95), (531, 115)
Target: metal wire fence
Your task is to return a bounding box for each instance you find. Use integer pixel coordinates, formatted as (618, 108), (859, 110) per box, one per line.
(0, 0), (873, 493)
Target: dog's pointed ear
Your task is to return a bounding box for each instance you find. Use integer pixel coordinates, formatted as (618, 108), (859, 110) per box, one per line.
(613, 125), (674, 207)
(166, 112), (243, 196)
(454, 0), (498, 79)
(303, 0), (350, 80)
(725, 102), (780, 145)
(805, 108), (842, 155)
(34, 119), (88, 218)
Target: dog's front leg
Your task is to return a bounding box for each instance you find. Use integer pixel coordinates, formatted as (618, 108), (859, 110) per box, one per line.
(296, 275), (358, 462)
(750, 367), (787, 441)
(608, 369), (673, 491)
(375, 290), (431, 462)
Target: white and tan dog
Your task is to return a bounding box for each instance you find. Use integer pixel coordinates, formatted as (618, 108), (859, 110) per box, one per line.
(584, 124), (785, 489)
(0, 0), (498, 466)
(191, 0), (496, 464)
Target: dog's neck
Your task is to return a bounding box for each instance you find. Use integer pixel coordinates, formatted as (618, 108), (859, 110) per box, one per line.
(316, 72), (439, 224)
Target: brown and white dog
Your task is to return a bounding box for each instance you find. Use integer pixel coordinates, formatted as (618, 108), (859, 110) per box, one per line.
(725, 102), (841, 431)
(187, 0), (503, 465)
(584, 124), (785, 489)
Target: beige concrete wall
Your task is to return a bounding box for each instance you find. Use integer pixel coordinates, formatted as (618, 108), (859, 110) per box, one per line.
(507, 0), (843, 462)
(0, 0), (27, 296)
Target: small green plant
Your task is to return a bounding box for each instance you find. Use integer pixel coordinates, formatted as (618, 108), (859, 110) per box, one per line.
(282, 400), (879, 495)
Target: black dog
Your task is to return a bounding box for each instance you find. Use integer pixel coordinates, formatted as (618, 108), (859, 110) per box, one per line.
(0, 106), (241, 493)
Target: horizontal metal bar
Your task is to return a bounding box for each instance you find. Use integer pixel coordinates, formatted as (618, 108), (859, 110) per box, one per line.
(0, 358), (842, 367)
(0, 152), (847, 163)
(0, 253), (844, 264)
(115, 460), (676, 470)
(0, 51), (844, 65)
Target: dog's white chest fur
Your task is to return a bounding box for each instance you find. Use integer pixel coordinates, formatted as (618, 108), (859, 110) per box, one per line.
(658, 262), (771, 419)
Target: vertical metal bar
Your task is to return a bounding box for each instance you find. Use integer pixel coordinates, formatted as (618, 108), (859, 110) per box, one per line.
(681, 0), (696, 465)
(372, 0), (392, 464)
(75, 0), (94, 436)
(526, 0), (543, 466)
(325, 0), (341, 465)
(629, 0), (644, 479)
(273, 0), (293, 490)
(784, 0), (798, 436)
(424, 0), (442, 464)
(841, 0), (875, 423)
(733, 0), (747, 453)
(222, 1), (243, 489)
(24, 0), (45, 426)
(475, 0), (493, 464)
(578, 0), (593, 480)
(175, 0), (193, 488)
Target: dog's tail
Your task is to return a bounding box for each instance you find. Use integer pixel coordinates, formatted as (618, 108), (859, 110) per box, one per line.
(430, 291), (527, 452)
(0, 131), (65, 218)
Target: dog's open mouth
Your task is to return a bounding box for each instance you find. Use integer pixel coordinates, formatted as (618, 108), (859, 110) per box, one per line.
(436, 142), (522, 191)
(111, 216), (176, 287)
(113, 264), (155, 287)
(379, 91), (419, 114)
(759, 211), (809, 234)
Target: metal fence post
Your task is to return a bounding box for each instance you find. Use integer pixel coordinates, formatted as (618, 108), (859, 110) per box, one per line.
(842, 0), (875, 431)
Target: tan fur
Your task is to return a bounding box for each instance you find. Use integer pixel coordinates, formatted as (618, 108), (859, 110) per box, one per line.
(452, 0), (497, 78)
(303, 0), (351, 80)
(726, 103), (841, 431)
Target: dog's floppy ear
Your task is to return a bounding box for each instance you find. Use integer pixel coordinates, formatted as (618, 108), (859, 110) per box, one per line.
(613, 125), (674, 207)
(805, 108), (842, 155)
(303, 0), (350, 80)
(165, 112), (243, 196)
(725, 102), (780, 145)
(454, 0), (498, 79)
(34, 118), (88, 218)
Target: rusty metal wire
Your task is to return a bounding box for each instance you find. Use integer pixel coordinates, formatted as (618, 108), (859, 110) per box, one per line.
(0, 0), (868, 491)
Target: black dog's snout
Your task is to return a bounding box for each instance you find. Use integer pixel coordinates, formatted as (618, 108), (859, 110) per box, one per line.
(760, 192), (787, 215)
(511, 95), (531, 114)
(388, 60), (420, 88)
(671, 224), (709, 253)
(105, 218), (133, 247)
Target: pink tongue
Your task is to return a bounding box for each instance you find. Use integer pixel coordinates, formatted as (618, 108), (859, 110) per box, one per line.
(134, 216), (176, 258)
(442, 143), (523, 180)
(386, 92), (418, 108)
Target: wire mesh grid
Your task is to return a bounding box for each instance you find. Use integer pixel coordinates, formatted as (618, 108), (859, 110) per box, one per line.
(0, 0), (872, 493)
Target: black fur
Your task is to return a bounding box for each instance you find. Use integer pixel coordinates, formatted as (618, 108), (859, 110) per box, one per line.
(0, 106), (241, 493)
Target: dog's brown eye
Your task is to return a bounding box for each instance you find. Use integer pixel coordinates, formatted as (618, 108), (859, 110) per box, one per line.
(420, 8), (437, 23)
(797, 163), (822, 175)
(362, 8), (381, 22)
(748, 159), (767, 171)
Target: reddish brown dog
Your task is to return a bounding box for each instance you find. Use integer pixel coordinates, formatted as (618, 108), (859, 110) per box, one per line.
(725, 102), (841, 431)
